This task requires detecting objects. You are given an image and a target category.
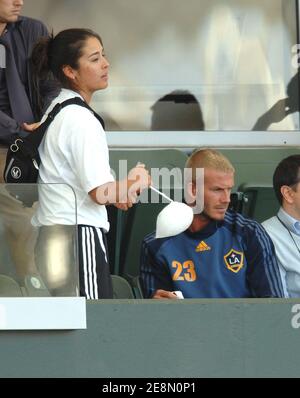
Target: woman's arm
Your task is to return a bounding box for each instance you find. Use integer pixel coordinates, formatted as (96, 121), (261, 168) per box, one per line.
(89, 164), (151, 207)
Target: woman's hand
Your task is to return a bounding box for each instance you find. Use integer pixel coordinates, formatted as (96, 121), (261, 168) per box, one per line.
(91, 164), (151, 207)
(127, 163), (151, 202)
(114, 202), (133, 211)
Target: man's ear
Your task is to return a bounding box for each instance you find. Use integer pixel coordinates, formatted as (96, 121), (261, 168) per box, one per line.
(281, 185), (294, 205)
(62, 65), (76, 81)
(185, 181), (197, 205)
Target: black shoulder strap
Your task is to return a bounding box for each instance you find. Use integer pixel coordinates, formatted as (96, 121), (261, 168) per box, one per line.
(46, 97), (105, 128)
(29, 97), (105, 147)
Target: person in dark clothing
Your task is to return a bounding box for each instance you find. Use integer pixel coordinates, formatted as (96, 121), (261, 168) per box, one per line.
(140, 149), (285, 299)
(0, 0), (58, 146)
(0, 0), (57, 286)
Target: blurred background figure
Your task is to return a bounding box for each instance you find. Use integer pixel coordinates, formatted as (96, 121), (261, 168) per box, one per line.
(0, 0), (57, 286)
(252, 69), (300, 131)
(151, 90), (205, 131)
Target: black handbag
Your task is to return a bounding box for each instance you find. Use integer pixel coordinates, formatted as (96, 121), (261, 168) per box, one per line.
(3, 96), (104, 206)
(4, 97), (104, 183)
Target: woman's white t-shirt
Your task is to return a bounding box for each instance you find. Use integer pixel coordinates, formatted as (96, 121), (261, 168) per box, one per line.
(32, 89), (115, 231)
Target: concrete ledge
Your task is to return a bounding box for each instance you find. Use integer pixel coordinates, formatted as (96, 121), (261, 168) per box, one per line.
(0, 299), (299, 377)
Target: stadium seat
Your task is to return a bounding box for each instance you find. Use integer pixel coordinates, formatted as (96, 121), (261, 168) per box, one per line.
(119, 202), (167, 280)
(111, 275), (135, 299)
(229, 191), (245, 213)
(237, 184), (279, 223)
(130, 276), (144, 299)
(0, 274), (23, 297)
(23, 274), (51, 297)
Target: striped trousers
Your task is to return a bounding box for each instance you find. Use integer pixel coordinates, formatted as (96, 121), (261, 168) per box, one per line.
(78, 225), (113, 299)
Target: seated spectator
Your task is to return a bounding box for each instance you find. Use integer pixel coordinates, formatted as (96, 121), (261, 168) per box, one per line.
(140, 148), (285, 299)
(262, 155), (300, 297)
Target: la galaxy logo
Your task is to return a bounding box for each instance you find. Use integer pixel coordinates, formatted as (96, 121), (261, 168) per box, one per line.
(224, 249), (244, 273)
(11, 167), (21, 180)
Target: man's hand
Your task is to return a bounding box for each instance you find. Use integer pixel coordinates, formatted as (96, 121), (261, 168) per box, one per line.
(22, 122), (40, 132)
(252, 98), (292, 130)
(152, 289), (180, 299)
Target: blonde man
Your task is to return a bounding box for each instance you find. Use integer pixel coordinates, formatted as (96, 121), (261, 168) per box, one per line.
(140, 149), (285, 299)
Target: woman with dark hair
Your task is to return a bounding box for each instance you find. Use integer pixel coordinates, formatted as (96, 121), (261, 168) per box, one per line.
(30, 28), (150, 299)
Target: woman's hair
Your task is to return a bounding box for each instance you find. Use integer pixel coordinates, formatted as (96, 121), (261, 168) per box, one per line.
(31, 28), (102, 111)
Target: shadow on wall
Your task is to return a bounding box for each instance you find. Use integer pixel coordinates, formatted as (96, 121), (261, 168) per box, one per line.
(151, 90), (205, 131)
(252, 69), (300, 131)
(101, 114), (122, 131)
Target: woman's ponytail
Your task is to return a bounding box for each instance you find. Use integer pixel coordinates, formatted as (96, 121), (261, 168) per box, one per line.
(31, 34), (58, 116)
(31, 34), (55, 78)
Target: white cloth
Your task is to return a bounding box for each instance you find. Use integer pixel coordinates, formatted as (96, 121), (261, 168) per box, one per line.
(32, 89), (114, 230)
(262, 208), (300, 297)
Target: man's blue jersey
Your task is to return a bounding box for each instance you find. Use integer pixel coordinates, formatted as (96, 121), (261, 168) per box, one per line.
(140, 211), (284, 298)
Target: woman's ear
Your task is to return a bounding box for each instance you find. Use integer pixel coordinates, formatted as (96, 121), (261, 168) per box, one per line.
(62, 65), (76, 81)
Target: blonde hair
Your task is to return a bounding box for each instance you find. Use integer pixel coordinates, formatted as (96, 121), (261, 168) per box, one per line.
(186, 148), (235, 182)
